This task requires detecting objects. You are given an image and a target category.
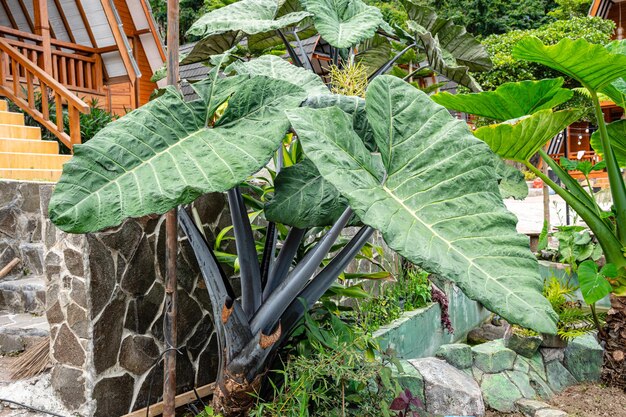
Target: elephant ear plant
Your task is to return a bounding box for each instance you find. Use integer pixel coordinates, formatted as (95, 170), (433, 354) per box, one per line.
(433, 37), (626, 388)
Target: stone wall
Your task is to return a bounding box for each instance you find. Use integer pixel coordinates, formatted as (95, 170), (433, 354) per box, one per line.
(1, 180), (231, 417)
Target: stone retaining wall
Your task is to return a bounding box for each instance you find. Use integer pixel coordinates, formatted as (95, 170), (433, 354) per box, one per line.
(2, 180), (231, 417)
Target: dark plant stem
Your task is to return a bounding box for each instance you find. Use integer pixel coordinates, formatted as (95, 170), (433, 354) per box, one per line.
(277, 29), (305, 68)
(369, 43), (416, 81)
(590, 303), (607, 339)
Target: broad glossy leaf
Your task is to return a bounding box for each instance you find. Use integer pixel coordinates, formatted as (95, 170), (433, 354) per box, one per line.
(180, 32), (242, 66)
(431, 78), (573, 121)
(288, 75), (558, 333)
(49, 76), (307, 233)
(226, 55), (329, 96)
(495, 160), (528, 200)
(304, 0), (384, 49)
(265, 159), (348, 228)
(578, 260), (614, 304)
(187, 0), (311, 38)
(407, 21), (481, 92)
(512, 37), (626, 92)
(474, 109), (581, 163)
(355, 34), (393, 77)
(248, 0), (316, 52)
(401, 0), (491, 72)
(590, 119), (626, 168)
(602, 40), (626, 109)
(303, 94), (375, 150)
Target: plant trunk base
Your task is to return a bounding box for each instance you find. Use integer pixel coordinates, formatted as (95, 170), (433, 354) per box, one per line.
(601, 294), (626, 390)
(212, 372), (263, 417)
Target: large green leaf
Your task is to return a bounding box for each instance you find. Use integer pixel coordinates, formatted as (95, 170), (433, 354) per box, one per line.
(225, 55), (329, 96)
(248, 0), (317, 52)
(495, 160), (528, 200)
(287, 75), (558, 333)
(180, 32), (242, 66)
(401, 0), (491, 72)
(355, 34), (393, 77)
(473, 109), (581, 163)
(512, 37), (626, 92)
(590, 119), (626, 168)
(602, 40), (626, 109)
(577, 260), (614, 305)
(407, 21), (481, 92)
(431, 78), (573, 121)
(187, 0), (311, 38)
(265, 159), (348, 227)
(304, 0), (384, 49)
(49, 76), (307, 233)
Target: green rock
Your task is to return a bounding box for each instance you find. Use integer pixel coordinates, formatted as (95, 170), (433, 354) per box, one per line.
(472, 340), (517, 373)
(392, 359), (425, 402)
(480, 373), (523, 412)
(528, 352), (547, 380)
(516, 398), (551, 416)
(563, 333), (603, 382)
(505, 370), (536, 398)
(545, 360), (577, 393)
(472, 366), (484, 384)
(529, 371), (554, 399)
(505, 333), (543, 358)
(436, 343), (473, 369)
(513, 356), (530, 374)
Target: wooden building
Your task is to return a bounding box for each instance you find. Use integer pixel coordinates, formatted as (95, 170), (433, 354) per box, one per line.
(0, 0), (165, 181)
(547, 0), (625, 182)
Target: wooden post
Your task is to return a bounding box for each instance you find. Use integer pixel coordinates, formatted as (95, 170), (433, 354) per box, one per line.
(33, 0), (52, 74)
(542, 145), (551, 228)
(163, 1), (179, 417)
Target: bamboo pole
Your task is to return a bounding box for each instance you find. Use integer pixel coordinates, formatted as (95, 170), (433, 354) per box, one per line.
(163, 1), (180, 416)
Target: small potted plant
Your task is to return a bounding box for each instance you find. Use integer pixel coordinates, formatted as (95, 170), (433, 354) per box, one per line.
(504, 325), (543, 357)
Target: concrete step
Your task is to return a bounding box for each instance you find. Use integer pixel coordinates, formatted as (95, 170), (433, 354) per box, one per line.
(0, 138), (58, 154)
(0, 124), (40, 140)
(0, 111), (25, 126)
(0, 169), (62, 182)
(0, 311), (48, 354)
(0, 153), (71, 170)
(0, 277), (46, 315)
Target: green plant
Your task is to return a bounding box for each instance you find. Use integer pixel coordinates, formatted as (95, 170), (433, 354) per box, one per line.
(523, 169), (537, 181)
(540, 225), (604, 268)
(250, 307), (401, 417)
(48, 1), (558, 413)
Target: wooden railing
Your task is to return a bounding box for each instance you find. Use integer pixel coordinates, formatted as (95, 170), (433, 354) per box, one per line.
(0, 38), (90, 150)
(0, 27), (104, 95)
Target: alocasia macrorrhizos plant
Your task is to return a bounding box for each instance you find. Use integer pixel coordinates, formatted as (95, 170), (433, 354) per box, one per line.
(49, 62), (556, 413)
(433, 37), (626, 388)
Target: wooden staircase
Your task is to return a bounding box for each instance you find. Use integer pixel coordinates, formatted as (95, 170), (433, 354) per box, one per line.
(0, 99), (70, 182)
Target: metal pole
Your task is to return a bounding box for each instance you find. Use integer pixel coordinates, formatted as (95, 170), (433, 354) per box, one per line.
(163, 0), (179, 416)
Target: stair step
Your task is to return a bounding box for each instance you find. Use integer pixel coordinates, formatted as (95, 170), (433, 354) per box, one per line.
(0, 168), (62, 182)
(0, 152), (71, 169)
(0, 111), (24, 126)
(0, 311), (48, 354)
(0, 124), (40, 140)
(0, 138), (58, 154)
(0, 277), (46, 315)
(0, 100), (8, 112)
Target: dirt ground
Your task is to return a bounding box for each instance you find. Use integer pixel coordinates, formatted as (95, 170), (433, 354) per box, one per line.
(486, 383), (626, 417)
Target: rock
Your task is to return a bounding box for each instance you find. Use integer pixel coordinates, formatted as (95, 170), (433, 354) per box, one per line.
(63, 248), (84, 277)
(472, 367), (484, 384)
(92, 374), (134, 417)
(563, 334), (603, 382)
(120, 236), (156, 296)
(505, 333), (543, 358)
(505, 370), (536, 398)
(528, 353), (547, 380)
(468, 323), (507, 344)
(52, 324), (85, 367)
(408, 358), (484, 417)
(119, 335), (160, 375)
(92, 292), (125, 373)
(87, 235), (116, 318)
(529, 371), (554, 399)
(535, 409), (568, 417)
(472, 340), (517, 373)
(0, 333), (25, 353)
(516, 398), (551, 417)
(51, 366), (86, 410)
(514, 356), (530, 374)
(66, 303), (88, 339)
(435, 343), (473, 369)
(392, 360), (425, 402)
(545, 360), (577, 393)
(480, 373), (522, 412)
(540, 347), (565, 363)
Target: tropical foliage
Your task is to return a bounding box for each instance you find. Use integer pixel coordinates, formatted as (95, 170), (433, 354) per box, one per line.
(49, 0), (561, 413)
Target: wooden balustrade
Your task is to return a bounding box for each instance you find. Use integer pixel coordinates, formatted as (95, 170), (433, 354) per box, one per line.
(0, 38), (89, 150)
(0, 27), (103, 95)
